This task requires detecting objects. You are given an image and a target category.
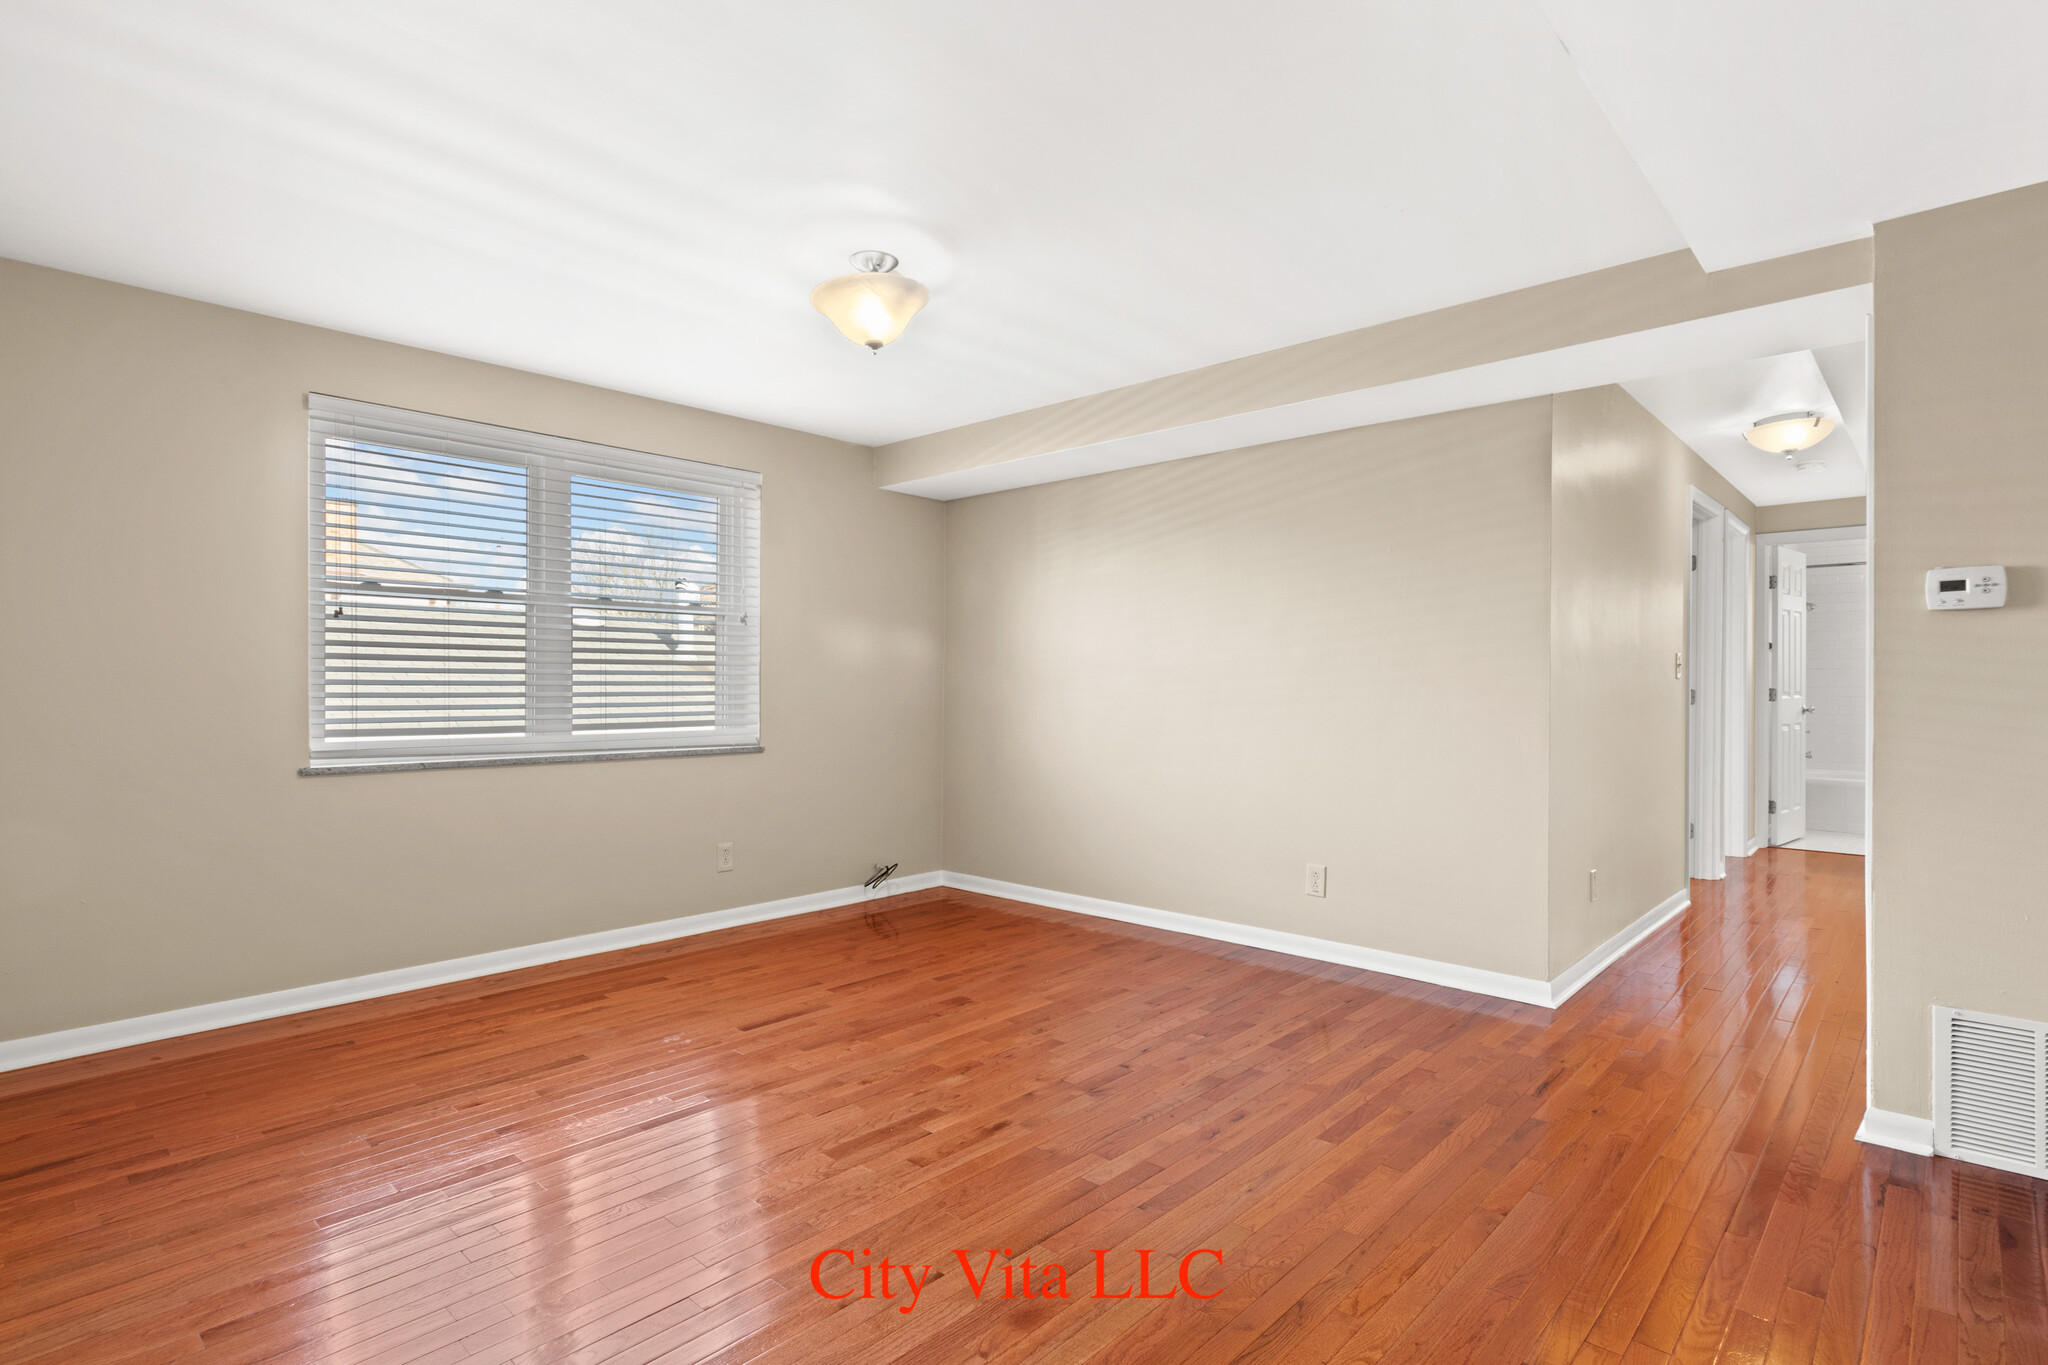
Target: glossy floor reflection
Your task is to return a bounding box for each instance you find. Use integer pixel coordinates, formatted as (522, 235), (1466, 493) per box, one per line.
(2, 850), (2042, 1363)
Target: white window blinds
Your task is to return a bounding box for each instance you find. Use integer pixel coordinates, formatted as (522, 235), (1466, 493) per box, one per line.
(307, 396), (760, 769)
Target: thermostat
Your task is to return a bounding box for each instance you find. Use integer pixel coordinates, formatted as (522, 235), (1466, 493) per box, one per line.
(1926, 566), (2007, 609)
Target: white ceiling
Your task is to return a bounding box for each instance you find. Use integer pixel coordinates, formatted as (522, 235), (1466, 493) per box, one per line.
(5, 0), (1683, 446)
(1622, 344), (1868, 507)
(1, 2), (2043, 448)
(1533, 0), (2048, 270)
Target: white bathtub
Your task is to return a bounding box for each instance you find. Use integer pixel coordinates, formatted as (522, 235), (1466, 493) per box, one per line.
(1807, 769), (1866, 834)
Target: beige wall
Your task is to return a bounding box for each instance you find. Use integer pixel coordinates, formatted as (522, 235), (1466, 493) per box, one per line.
(1870, 182), (2048, 1117)
(941, 385), (1755, 987)
(1546, 387), (1754, 974)
(0, 259), (946, 1043)
(1686, 454), (1760, 532)
(1756, 497), (1867, 534)
(943, 401), (1557, 980)
(1, 246), (1842, 1046)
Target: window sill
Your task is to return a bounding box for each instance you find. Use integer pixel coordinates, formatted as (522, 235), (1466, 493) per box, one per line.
(299, 744), (764, 776)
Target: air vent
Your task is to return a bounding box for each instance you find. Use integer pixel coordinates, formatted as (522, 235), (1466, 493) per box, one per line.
(1935, 1007), (2048, 1179)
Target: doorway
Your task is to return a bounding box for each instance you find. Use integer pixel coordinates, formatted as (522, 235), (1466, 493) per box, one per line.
(1755, 526), (1869, 856)
(1686, 489), (1753, 880)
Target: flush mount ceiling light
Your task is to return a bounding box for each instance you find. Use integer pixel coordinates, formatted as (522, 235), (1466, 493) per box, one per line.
(810, 251), (929, 352)
(1742, 411), (1836, 457)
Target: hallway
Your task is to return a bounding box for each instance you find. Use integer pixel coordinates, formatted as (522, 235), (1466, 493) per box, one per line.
(1, 850), (2041, 1363)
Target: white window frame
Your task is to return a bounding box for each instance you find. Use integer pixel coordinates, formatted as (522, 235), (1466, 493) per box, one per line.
(305, 395), (761, 773)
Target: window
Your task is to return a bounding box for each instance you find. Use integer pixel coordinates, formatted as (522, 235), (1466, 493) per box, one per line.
(306, 396), (760, 771)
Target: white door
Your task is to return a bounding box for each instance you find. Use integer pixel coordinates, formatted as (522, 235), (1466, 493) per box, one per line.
(1770, 546), (1809, 845)
(1686, 510), (1723, 879)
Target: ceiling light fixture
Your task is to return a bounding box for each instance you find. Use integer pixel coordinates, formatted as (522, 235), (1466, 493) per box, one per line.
(810, 251), (928, 352)
(1741, 411), (1836, 457)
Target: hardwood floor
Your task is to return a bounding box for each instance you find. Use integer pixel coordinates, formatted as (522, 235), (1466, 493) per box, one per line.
(3, 850), (2044, 1364)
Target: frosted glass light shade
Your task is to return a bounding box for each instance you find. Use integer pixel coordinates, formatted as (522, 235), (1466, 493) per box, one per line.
(810, 258), (929, 351)
(1742, 411), (1835, 454)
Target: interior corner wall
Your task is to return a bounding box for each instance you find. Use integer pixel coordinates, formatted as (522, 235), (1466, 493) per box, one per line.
(1546, 386), (1750, 977)
(0, 258), (946, 1045)
(942, 400), (1556, 981)
(1870, 180), (2048, 1119)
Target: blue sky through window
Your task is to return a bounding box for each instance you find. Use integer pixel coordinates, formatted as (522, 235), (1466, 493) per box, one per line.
(324, 440), (527, 592)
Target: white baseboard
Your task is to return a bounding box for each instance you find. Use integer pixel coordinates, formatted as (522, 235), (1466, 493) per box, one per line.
(0, 869), (1690, 1075)
(1546, 888), (1691, 1008)
(0, 871), (944, 1075)
(943, 872), (1551, 1004)
(1745, 836), (1765, 856)
(942, 873), (1683, 1009)
(1855, 1106), (1936, 1156)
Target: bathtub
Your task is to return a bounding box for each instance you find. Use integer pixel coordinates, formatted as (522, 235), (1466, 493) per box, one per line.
(1806, 769), (1866, 834)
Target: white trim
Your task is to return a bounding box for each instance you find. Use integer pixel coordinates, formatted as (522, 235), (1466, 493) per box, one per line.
(941, 873), (1685, 1010)
(1855, 1106), (1935, 1156)
(1746, 836), (1765, 856)
(0, 870), (1692, 1074)
(941, 873), (1552, 1004)
(0, 872), (943, 1075)
(1545, 887), (1692, 1007)
(1862, 309), (1878, 1115)
(1763, 539), (1785, 848)
(300, 744), (764, 776)
(1687, 489), (1728, 880)
(1722, 511), (1752, 858)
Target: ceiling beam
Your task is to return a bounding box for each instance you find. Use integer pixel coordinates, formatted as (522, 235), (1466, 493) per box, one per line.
(876, 241), (1871, 501)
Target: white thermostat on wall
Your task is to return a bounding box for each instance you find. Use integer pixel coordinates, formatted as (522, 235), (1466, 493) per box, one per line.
(1925, 565), (2007, 609)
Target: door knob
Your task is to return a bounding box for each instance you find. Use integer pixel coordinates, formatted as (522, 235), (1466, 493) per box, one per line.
(1801, 706), (1816, 714)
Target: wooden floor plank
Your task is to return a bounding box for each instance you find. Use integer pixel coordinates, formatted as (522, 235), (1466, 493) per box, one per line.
(2, 851), (2043, 1364)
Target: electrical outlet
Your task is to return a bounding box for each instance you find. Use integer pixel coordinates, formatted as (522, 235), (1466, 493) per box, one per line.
(1305, 863), (1327, 898)
(715, 841), (734, 873)
(1589, 868), (1598, 902)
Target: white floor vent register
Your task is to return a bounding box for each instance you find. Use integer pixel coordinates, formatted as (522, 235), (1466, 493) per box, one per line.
(1935, 1007), (2048, 1179)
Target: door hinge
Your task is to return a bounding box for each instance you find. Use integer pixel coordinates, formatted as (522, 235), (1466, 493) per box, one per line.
(1692, 554), (1698, 571)
(1768, 800), (1777, 815)
(1769, 574), (1778, 589)
(1689, 822), (1696, 838)
(1689, 688), (1697, 704)
(1769, 687), (1777, 701)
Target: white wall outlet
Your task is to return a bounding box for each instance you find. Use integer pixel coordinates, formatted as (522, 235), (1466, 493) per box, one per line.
(1305, 863), (1327, 898)
(1589, 868), (1598, 902)
(715, 841), (735, 873)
